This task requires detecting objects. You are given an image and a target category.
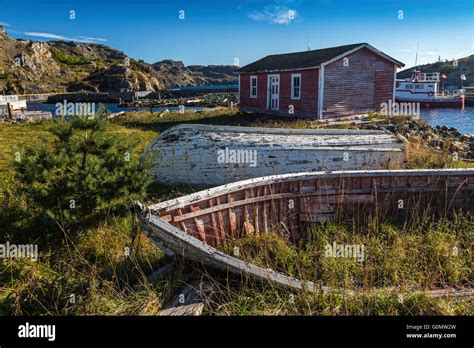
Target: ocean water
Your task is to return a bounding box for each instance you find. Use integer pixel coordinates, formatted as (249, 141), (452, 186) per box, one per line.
(28, 103), (474, 135)
(419, 107), (474, 135)
(27, 102), (208, 114)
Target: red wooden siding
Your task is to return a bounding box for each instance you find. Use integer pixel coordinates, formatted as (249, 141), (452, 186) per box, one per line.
(239, 46), (398, 119)
(240, 69), (319, 118)
(322, 47), (394, 119)
(239, 74), (268, 110)
(279, 69), (318, 118)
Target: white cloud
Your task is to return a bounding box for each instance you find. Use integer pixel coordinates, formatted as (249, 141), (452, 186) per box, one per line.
(25, 32), (72, 40)
(77, 36), (108, 43)
(0, 21), (10, 27)
(249, 6), (298, 25)
(424, 50), (440, 56)
(24, 31), (107, 43)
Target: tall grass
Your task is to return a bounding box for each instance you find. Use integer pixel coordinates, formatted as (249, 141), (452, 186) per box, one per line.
(0, 109), (472, 316)
(208, 215), (473, 315)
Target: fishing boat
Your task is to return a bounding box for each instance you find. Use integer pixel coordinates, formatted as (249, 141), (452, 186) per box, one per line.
(395, 70), (464, 108)
(146, 124), (406, 186)
(133, 168), (474, 292)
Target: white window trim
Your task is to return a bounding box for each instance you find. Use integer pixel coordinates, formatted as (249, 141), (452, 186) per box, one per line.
(250, 76), (258, 98)
(291, 73), (301, 100)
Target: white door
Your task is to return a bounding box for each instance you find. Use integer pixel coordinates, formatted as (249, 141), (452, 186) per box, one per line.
(269, 75), (280, 110)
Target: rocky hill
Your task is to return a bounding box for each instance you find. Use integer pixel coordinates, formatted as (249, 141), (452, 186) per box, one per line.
(397, 54), (474, 88)
(151, 60), (198, 87)
(0, 26), (238, 94)
(151, 60), (238, 87)
(188, 64), (238, 86)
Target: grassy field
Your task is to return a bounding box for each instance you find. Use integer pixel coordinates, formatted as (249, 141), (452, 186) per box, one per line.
(0, 108), (472, 315)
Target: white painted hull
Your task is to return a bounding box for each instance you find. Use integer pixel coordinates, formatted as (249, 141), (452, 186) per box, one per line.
(145, 124), (406, 186)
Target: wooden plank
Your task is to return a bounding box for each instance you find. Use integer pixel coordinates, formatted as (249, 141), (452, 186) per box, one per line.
(208, 199), (220, 245)
(172, 192), (378, 222)
(157, 281), (215, 316)
(189, 205), (206, 242)
(150, 169), (474, 212)
(228, 194), (238, 237)
(168, 185), (474, 222)
(215, 196), (227, 239)
(263, 186), (269, 232)
(243, 190), (254, 234)
(141, 211), (319, 293)
(254, 187), (260, 234)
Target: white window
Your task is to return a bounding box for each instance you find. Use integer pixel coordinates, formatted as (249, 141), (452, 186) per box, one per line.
(250, 76), (257, 98)
(291, 73), (301, 100)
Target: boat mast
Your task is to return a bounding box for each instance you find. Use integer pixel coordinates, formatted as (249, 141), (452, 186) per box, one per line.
(411, 43), (419, 82)
(414, 42), (419, 68)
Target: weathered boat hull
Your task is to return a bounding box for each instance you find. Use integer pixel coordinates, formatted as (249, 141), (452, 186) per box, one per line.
(134, 169), (474, 292)
(145, 125), (406, 186)
(135, 202), (319, 292)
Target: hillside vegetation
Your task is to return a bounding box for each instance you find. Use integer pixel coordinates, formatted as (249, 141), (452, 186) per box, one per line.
(397, 54), (474, 88)
(0, 27), (238, 95)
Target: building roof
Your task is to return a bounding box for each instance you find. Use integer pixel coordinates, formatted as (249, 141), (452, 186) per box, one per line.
(237, 43), (404, 73)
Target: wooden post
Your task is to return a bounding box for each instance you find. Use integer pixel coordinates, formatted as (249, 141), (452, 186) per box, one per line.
(7, 102), (12, 120)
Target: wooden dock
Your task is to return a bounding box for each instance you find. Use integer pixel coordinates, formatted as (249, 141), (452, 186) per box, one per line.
(464, 87), (474, 106)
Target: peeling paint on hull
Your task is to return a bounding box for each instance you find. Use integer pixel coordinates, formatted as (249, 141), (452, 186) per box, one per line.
(145, 124), (407, 186)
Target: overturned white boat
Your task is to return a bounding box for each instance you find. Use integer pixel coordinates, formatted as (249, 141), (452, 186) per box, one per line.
(145, 124), (406, 186)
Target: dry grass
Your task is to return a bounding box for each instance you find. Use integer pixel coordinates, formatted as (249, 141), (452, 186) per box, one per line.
(405, 137), (474, 169)
(0, 109), (472, 316)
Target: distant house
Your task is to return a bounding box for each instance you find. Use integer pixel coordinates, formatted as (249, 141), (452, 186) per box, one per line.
(237, 43), (404, 119)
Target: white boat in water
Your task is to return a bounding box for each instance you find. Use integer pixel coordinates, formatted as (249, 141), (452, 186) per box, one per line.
(395, 70), (464, 108)
(145, 124), (406, 186)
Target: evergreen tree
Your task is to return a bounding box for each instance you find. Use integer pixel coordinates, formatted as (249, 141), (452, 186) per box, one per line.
(14, 109), (152, 238)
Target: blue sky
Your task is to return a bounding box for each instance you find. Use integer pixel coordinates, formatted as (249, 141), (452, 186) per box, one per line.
(0, 0), (472, 68)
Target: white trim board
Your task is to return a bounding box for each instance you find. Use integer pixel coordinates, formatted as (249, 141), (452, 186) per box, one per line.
(250, 75), (257, 98)
(317, 65), (325, 119)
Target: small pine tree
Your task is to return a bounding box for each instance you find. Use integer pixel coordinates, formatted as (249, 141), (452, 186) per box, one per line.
(14, 109), (152, 238)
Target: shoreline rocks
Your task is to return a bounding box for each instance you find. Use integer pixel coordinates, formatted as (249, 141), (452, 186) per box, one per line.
(365, 119), (474, 159)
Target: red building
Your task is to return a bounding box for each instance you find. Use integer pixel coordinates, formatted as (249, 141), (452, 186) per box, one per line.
(237, 43), (404, 119)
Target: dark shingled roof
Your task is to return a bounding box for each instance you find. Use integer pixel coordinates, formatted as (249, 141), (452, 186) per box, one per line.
(238, 43), (403, 73)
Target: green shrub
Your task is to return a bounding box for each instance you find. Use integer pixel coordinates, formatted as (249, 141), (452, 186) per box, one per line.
(52, 51), (88, 65)
(14, 111), (153, 239)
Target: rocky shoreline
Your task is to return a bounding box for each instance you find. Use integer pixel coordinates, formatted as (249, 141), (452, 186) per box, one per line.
(364, 119), (474, 160)
(118, 92), (239, 108)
